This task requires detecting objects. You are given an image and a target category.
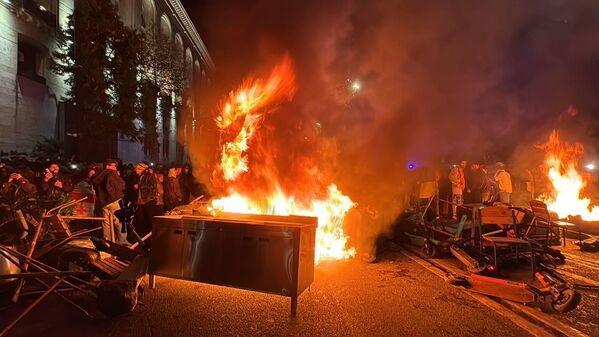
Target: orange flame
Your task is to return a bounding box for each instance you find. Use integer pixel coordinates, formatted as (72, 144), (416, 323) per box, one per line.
(215, 57), (296, 181)
(539, 130), (599, 220)
(211, 56), (356, 263)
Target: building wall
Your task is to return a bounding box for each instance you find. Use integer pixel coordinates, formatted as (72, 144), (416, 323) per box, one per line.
(116, 0), (213, 165)
(0, 0), (73, 154)
(0, 0), (212, 163)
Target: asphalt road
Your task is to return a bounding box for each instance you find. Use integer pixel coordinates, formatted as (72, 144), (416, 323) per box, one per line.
(0, 251), (536, 337)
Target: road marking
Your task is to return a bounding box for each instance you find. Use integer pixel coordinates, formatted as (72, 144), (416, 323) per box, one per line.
(400, 250), (555, 337)
(501, 301), (589, 337)
(557, 269), (599, 287)
(562, 252), (599, 265)
(563, 259), (599, 272)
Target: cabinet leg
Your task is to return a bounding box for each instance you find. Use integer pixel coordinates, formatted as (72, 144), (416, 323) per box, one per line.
(149, 274), (155, 289)
(291, 296), (297, 316)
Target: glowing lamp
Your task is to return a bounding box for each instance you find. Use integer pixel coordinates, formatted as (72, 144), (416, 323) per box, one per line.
(350, 80), (361, 93)
(585, 163), (595, 171)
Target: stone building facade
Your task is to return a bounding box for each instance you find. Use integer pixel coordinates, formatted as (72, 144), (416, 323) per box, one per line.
(0, 0), (73, 155)
(0, 0), (213, 163)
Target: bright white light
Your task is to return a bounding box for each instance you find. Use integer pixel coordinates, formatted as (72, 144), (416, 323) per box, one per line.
(586, 163), (595, 171)
(150, 162), (155, 166)
(70, 164), (78, 170)
(39, 5), (47, 11)
(351, 80), (361, 93)
(3, 0), (11, 4)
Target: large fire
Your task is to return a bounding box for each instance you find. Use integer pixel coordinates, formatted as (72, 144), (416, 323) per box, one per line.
(539, 130), (599, 221)
(209, 56), (356, 263)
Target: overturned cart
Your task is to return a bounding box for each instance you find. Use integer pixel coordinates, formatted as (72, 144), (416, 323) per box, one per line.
(149, 213), (317, 314)
(404, 199), (583, 313)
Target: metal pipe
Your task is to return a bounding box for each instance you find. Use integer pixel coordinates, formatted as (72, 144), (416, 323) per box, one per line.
(10, 213), (44, 303)
(0, 277), (66, 337)
(0, 245), (97, 291)
(0, 248), (92, 296)
(0, 271), (93, 280)
(33, 278), (98, 319)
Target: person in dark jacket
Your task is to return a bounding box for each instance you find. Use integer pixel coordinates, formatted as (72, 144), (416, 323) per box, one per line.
(465, 162), (485, 203)
(165, 167), (183, 211)
(179, 164), (193, 204)
(40, 162), (73, 198)
(132, 162), (161, 236)
(2, 172), (37, 197)
(93, 159), (127, 244)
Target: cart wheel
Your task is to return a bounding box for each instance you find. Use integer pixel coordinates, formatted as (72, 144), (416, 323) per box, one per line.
(552, 289), (581, 313)
(422, 240), (438, 258)
(445, 274), (469, 288)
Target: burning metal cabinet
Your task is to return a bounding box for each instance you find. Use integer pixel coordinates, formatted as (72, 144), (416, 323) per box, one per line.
(149, 213), (317, 314)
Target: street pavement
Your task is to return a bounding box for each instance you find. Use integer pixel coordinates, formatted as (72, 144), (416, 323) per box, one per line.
(0, 251), (537, 337)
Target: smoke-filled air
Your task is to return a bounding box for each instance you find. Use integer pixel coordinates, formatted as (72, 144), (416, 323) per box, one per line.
(181, 0), (599, 256)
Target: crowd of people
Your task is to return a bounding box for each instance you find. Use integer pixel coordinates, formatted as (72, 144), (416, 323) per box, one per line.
(413, 159), (514, 220)
(0, 158), (206, 246)
(445, 160), (512, 219)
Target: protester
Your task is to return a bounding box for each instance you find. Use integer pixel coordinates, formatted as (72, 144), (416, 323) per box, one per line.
(465, 162), (485, 203)
(165, 167), (183, 211)
(494, 162), (513, 203)
(93, 159), (127, 244)
(40, 162), (73, 197)
(122, 164), (138, 206)
(70, 165), (97, 217)
(155, 168), (166, 214)
(448, 160), (467, 219)
(1, 172), (37, 197)
(480, 165), (499, 203)
(179, 163), (194, 204)
(132, 162), (160, 236)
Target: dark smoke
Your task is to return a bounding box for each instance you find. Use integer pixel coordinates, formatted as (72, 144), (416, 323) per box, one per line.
(182, 0), (599, 254)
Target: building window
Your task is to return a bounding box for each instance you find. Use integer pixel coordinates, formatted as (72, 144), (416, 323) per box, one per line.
(18, 38), (47, 84)
(160, 14), (172, 39)
(141, 0), (156, 30)
(21, 0), (58, 28)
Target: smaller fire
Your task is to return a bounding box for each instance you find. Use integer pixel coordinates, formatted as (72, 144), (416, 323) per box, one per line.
(539, 130), (599, 221)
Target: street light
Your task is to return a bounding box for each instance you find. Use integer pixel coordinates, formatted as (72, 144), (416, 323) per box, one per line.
(350, 80), (361, 93)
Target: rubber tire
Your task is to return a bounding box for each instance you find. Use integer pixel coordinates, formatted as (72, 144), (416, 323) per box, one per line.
(552, 289), (582, 313)
(422, 240), (438, 258)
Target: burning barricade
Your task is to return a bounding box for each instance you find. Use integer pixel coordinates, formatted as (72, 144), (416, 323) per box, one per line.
(0, 197), (149, 334)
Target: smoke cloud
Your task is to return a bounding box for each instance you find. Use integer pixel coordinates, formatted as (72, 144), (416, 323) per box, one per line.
(182, 0), (599, 254)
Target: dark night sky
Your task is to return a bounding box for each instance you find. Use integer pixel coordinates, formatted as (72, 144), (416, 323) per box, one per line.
(180, 0), (599, 209)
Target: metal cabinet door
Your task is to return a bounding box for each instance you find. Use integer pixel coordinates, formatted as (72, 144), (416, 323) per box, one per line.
(255, 229), (296, 295)
(219, 228), (296, 294)
(181, 227), (223, 282)
(149, 226), (185, 277)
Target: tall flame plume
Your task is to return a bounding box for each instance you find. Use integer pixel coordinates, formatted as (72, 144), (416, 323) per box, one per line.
(210, 56), (356, 263)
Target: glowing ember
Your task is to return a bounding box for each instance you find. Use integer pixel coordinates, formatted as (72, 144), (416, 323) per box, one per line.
(538, 130), (599, 221)
(210, 56), (356, 263)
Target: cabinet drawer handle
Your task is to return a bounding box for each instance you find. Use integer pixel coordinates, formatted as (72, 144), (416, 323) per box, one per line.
(259, 238), (269, 243)
(242, 236), (253, 241)
(188, 231), (197, 236)
(173, 230), (183, 235)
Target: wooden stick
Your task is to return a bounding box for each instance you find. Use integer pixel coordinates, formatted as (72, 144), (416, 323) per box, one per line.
(0, 277), (66, 337)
